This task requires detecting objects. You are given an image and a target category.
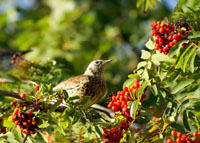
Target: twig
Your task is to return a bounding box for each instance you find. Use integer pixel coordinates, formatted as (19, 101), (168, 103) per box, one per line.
(0, 90), (22, 99)
(0, 90), (115, 118)
(22, 134), (28, 143)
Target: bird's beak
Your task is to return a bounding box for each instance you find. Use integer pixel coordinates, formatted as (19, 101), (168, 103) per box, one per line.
(103, 59), (112, 65)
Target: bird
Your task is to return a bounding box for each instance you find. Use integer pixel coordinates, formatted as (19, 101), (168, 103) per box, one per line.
(53, 59), (112, 109)
(0, 48), (31, 71)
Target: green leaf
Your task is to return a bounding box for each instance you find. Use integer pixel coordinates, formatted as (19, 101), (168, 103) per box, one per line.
(123, 79), (134, 89)
(175, 44), (193, 69)
(145, 39), (155, 50)
(137, 61), (147, 69)
(188, 31), (200, 39)
(136, 0), (143, 8)
(150, 84), (158, 96)
(130, 100), (139, 119)
(3, 116), (15, 128)
(183, 47), (197, 72)
(168, 40), (189, 57)
(94, 125), (103, 137)
(141, 50), (151, 59)
(0, 72), (21, 83)
(128, 74), (140, 79)
(143, 0), (148, 13)
(151, 52), (174, 65)
(13, 127), (23, 143)
(149, 0), (156, 7)
(38, 120), (49, 128)
(189, 52), (196, 73)
(69, 95), (80, 101)
(62, 106), (75, 116)
(72, 112), (82, 124)
(142, 68), (149, 80)
(80, 96), (91, 106)
(183, 110), (191, 131)
(171, 79), (194, 94)
(194, 86), (200, 99)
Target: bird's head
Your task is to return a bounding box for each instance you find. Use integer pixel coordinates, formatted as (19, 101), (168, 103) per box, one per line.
(84, 59), (112, 77)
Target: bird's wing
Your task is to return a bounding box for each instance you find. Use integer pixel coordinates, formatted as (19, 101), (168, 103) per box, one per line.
(53, 75), (90, 91)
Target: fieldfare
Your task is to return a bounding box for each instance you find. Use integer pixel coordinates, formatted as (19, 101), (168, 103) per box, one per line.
(53, 59), (112, 109)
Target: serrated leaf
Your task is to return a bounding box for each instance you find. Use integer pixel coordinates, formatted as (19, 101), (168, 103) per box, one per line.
(94, 125), (103, 137)
(145, 39), (155, 50)
(137, 61), (147, 69)
(175, 44), (193, 69)
(183, 47), (196, 72)
(171, 79), (194, 94)
(130, 100), (139, 119)
(168, 40), (189, 57)
(183, 110), (191, 131)
(141, 50), (151, 59)
(190, 52), (196, 73)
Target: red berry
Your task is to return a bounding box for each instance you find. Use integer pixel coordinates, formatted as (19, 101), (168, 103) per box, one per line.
(171, 130), (177, 136)
(26, 110), (32, 116)
(10, 101), (16, 106)
(12, 116), (16, 122)
(11, 60), (15, 64)
(34, 85), (40, 91)
(13, 108), (19, 116)
(30, 130), (36, 134)
(21, 93), (26, 99)
(32, 120), (37, 125)
(25, 129), (30, 135)
(20, 128), (24, 133)
(1, 127), (6, 134)
(17, 103), (23, 108)
(23, 122), (28, 126)
(0, 118), (3, 123)
(177, 132), (182, 138)
(176, 137), (181, 143)
(193, 131), (198, 137)
(167, 138), (173, 143)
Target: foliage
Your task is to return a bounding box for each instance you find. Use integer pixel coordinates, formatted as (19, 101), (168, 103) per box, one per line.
(0, 0), (200, 143)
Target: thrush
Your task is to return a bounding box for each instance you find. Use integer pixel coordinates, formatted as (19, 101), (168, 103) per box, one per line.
(53, 59), (112, 109)
(0, 48), (31, 71)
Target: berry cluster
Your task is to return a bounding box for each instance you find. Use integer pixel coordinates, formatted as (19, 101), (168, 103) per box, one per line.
(11, 52), (24, 65)
(0, 118), (6, 134)
(151, 21), (191, 54)
(102, 120), (130, 143)
(11, 101), (39, 135)
(167, 130), (200, 143)
(107, 79), (146, 118)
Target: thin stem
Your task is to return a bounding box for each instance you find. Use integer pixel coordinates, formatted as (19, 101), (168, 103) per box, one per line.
(22, 134), (29, 143)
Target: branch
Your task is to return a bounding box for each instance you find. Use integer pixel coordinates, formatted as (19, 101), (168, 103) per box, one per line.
(0, 90), (115, 118)
(0, 90), (22, 99)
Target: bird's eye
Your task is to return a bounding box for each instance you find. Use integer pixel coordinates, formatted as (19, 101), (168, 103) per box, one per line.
(95, 61), (99, 64)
